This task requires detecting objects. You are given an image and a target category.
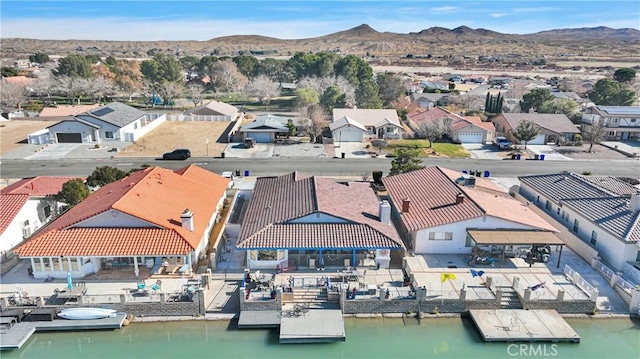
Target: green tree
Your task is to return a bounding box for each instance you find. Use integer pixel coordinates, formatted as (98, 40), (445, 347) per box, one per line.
(256, 58), (289, 82)
(56, 179), (90, 206)
(376, 72), (405, 107)
(334, 54), (374, 87)
(286, 119), (296, 137)
(519, 88), (553, 113)
(233, 55), (259, 77)
(320, 86), (345, 113)
(513, 119), (540, 150)
(29, 53), (50, 64)
(295, 88), (320, 107)
(613, 68), (636, 83)
(537, 98), (579, 117)
(140, 54), (183, 84)
(1, 67), (19, 77)
(588, 78), (636, 106)
(54, 55), (93, 78)
(179, 56), (200, 80)
(86, 166), (128, 187)
(355, 79), (382, 108)
(389, 149), (425, 176)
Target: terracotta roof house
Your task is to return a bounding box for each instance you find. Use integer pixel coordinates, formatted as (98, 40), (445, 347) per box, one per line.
(490, 113), (580, 145)
(519, 172), (640, 270)
(28, 102), (167, 144)
(581, 106), (640, 142)
(14, 165), (229, 279)
(188, 100), (239, 120)
(0, 176), (76, 251)
(407, 107), (495, 143)
(238, 114), (290, 143)
(382, 167), (558, 255)
(331, 109), (402, 142)
(39, 104), (101, 117)
(236, 172), (403, 270)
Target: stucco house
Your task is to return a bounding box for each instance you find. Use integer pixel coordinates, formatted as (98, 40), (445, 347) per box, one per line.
(29, 102), (166, 144)
(490, 113), (580, 145)
(519, 173), (640, 270)
(14, 165), (229, 279)
(188, 100), (239, 121)
(407, 107), (494, 143)
(331, 109), (402, 142)
(238, 114), (290, 143)
(382, 166), (558, 255)
(581, 106), (640, 141)
(236, 172), (403, 270)
(0, 176), (76, 252)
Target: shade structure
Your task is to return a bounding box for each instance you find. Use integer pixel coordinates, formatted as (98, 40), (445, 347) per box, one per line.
(466, 230), (564, 246)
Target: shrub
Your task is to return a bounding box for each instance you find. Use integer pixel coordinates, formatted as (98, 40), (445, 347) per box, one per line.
(582, 170), (591, 175)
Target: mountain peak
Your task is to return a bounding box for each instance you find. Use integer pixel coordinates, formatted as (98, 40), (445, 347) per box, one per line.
(348, 24), (378, 34)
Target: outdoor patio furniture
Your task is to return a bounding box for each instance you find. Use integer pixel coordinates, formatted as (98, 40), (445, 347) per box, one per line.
(150, 280), (162, 292)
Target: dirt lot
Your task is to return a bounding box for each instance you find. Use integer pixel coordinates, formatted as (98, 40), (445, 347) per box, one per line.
(117, 121), (231, 158)
(555, 144), (630, 160)
(0, 120), (59, 155)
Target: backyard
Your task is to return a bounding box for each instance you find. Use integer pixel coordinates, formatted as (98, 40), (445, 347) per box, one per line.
(386, 139), (470, 158)
(0, 120), (59, 155)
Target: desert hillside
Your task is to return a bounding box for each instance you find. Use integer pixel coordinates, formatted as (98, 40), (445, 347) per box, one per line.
(2, 24), (639, 63)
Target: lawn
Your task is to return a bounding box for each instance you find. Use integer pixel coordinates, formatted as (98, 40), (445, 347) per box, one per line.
(387, 139), (470, 158)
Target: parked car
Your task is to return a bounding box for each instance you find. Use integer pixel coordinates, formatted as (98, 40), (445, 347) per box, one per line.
(162, 149), (191, 160)
(493, 137), (511, 150)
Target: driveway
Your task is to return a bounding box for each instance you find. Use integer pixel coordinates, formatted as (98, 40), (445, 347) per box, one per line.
(334, 142), (370, 159)
(24, 143), (83, 160)
(223, 143), (274, 158)
(273, 142), (327, 158)
(527, 145), (573, 161)
(462, 143), (503, 160)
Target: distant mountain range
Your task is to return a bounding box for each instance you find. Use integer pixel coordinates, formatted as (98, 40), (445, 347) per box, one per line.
(2, 24), (639, 60)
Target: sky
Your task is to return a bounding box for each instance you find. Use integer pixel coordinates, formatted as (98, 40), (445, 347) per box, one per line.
(1, 0), (639, 41)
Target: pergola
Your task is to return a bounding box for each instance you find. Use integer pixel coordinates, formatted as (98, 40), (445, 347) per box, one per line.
(467, 230), (565, 268)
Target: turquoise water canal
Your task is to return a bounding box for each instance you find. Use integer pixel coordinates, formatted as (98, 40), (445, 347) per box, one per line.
(4, 317), (639, 359)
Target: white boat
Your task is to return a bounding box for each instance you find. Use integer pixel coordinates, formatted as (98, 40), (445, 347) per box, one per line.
(58, 308), (118, 320)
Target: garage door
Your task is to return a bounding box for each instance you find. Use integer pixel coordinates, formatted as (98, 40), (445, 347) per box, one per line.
(56, 133), (82, 143)
(246, 132), (272, 143)
(527, 134), (546, 145)
(457, 133), (483, 143)
(333, 129), (363, 142)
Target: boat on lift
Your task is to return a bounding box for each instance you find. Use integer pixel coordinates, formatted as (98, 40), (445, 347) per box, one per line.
(58, 308), (118, 320)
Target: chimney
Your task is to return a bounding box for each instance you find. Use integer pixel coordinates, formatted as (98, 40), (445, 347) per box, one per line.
(180, 209), (194, 231)
(456, 194), (465, 204)
(379, 200), (391, 224)
(631, 193), (640, 212)
(402, 198), (411, 213)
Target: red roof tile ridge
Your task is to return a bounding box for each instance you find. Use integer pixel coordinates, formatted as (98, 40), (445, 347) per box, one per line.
(436, 166), (487, 215)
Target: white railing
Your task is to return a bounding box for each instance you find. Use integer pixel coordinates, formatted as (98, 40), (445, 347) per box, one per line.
(167, 114), (231, 122)
(593, 259), (614, 280)
(565, 264), (598, 299)
(564, 264), (577, 280)
(616, 277), (637, 296)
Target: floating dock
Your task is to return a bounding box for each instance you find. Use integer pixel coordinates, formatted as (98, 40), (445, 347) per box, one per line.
(238, 309), (346, 343)
(0, 314), (127, 350)
(469, 309), (580, 343)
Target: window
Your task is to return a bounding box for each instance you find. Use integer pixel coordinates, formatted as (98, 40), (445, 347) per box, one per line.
(557, 207), (561, 215)
(636, 251), (640, 262)
(44, 204), (52, 218)
(105, 131), (114, 139)
(429, 232), (453, 240)
(250, 250), (284, 261)
(21, 220), (31, 238)
(133, 123), (138, 130)
(611, 118), (619, 123)
(465, 234), (475, 247)
(590, 231), (597, 246)
(573, 219), (579, 233)
(545, 200), (552, 211)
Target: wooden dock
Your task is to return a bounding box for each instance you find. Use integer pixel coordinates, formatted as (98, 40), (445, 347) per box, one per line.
(0, 314), (127, 350)
(469, 309), (580, 343)
(238, 309), (346, 344)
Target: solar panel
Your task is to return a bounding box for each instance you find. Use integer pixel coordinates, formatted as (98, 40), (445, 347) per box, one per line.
(91, 107), (115, 117)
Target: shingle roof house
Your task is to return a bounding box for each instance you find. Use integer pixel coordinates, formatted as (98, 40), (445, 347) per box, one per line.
(331, 109), (402, 141)
(382, 167), (557, 254)
(188, 100), (239, 120)
(407, 107), (495, 143)
(237, 172), (403, 270)
(518, 172), (640, 270)
(15, 165), (229, 279)
(0, 176), (76, 252)
(490, 113), (580, 145)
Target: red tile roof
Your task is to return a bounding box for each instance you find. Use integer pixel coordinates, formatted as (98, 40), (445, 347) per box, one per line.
(14, 165), (229, 257)
(409, 107), (493, 133)
(0, 194), (30, 235)
(15, 228), (191, 257)
(382, 167), (557, 232)
(238, 172), (402, 249)
(1, 176), (77, 196)
(408, 107), (450, 126)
